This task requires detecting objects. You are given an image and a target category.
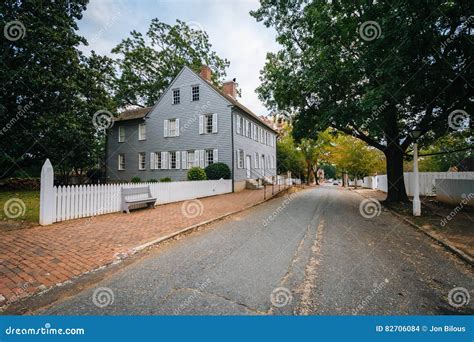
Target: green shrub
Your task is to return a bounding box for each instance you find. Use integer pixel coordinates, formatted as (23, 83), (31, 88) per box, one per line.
(130, 176), (141, 183)
(187, 167), (207, 181)
(160, 177), (172, 182)
(205, 162), (231, 180)
(147, 179), (159, 183)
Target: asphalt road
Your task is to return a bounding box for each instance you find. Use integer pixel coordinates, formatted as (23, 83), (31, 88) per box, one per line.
(40, 185), (474, 315)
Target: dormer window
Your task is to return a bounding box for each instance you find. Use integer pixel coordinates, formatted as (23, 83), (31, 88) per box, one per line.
(172, 88), (180, 104)
(192, 85), (200, 101)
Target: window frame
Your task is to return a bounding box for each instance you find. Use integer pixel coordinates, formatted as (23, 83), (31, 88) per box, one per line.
(138, 123), (146, 141)
(191, 85), (200, 102)
(118, 154), (125, 170)
(205, 114), (213, 134)
(238, 149), (244, 168)
(168, 119), (177, 137)
(118, 126), (125, 143)
(154, 152), (162, 169)
(205, 149), (214, 167)
(169, 151), (177, 169)
(172, 88), (180, 105)
(187, 150), (195, 169)
(138, 152), (146, 170)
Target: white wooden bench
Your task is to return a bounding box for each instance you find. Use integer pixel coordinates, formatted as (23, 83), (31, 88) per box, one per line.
(121, 186), (156, 214)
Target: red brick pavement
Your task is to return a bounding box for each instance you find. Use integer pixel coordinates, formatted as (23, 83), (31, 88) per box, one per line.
(0, 186), (287, 309)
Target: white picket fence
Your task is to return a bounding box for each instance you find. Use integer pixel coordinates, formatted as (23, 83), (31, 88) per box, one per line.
(39, 159), (232, 225)
(361, 172), (474, 196)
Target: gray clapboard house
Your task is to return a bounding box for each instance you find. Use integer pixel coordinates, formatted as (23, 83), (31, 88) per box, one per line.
(106, 65), (278, 191)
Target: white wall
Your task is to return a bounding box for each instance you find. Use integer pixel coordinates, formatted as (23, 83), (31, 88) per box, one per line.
(435, 179), (474, 206)
(362, 172), (474, 196)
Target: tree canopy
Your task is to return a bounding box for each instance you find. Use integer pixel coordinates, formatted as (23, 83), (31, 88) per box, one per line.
(112, 19), (230, 108)
(252, 0), (472, 201)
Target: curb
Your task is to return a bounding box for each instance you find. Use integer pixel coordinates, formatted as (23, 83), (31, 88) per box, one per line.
(354, 190), (474, 267)
(1, 186), (298, 313)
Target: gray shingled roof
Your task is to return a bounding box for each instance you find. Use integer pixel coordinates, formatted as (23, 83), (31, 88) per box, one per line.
(115, 107), (152, 122)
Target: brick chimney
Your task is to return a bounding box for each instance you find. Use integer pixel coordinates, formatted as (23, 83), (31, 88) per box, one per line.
(200, 65), (212, 81)
(223, 78), (237, 99)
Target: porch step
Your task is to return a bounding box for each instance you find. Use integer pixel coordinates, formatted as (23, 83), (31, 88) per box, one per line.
(245, 179), (263, 190)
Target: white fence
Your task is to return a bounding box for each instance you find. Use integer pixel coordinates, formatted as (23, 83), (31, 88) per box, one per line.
(39, 159), (232, 225)
(361, 172), (474, 196)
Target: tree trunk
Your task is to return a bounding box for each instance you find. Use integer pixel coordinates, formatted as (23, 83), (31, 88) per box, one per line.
(384, 145), (409, 202)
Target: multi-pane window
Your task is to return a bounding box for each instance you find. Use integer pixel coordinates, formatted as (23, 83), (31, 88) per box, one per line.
(205, 149), (214, 167)
(168, 119), (177, 137)
(118, 127), (125, 142)
(236, 115), (241, 134)
(172, 88), (180, 104)
(238, 149), (244, 168)
(187, 151), (195, 169)
(246, 121), (251, 138)
(205, 114), (213, 134)
(192, 85), (200, 101)
(138, 153), (146, 170)
(240, 116), (244, 135)
(154, 152), (162, 169)
(138, 123), (146, 140)
(169, 151), (177, 169)
(118, 154), (125, 170)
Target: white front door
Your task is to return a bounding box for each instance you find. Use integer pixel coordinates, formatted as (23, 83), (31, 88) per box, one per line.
(246, 155), (251, 178)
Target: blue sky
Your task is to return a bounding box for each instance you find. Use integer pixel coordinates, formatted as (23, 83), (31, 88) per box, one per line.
(77, 0), (280, 115)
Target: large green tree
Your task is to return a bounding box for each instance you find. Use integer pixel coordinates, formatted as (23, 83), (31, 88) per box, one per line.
(252, 0), (473, 202)
(112, 19), (230, 108)
(1, 0), (115, 181)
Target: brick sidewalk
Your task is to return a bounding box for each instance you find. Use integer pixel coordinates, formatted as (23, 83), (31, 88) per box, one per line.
(0, 186), (288, 309)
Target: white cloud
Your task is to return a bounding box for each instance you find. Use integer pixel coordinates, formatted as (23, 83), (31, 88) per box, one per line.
(77, 0), (279, 114)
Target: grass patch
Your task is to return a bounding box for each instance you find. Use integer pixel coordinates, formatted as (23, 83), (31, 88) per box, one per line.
(0, 190), (40, 224)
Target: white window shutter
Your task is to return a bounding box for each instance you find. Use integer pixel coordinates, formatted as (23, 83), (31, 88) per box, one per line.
(150, 152), (155, 169)
(236, 115), (241, 134)
(194, 150), (200, 166)
(213, 149), (218, 163)
(199, 115), (204, 134)
(212, 113), (218, 133)
(199, 150), (205, 168)
(176, 118), (180, 136)
(164, 120), (169, 137)
(181, 151), (187, 169)
(254, 153), (258, 168)
(162, 152), (169, 169)
(176, 151), (180, 169)
(235, 150), (239, 168)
